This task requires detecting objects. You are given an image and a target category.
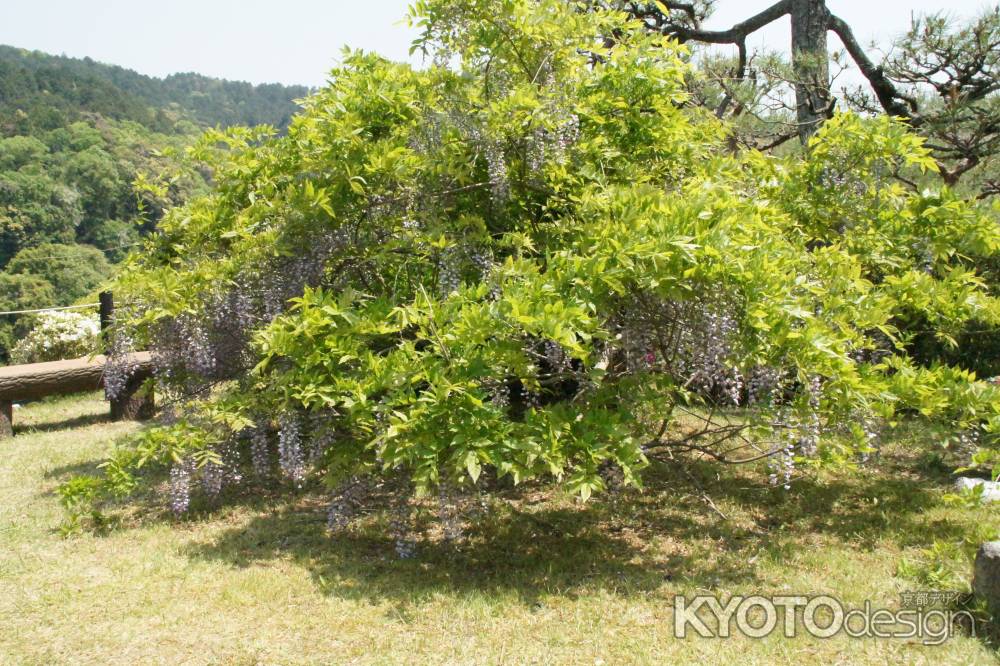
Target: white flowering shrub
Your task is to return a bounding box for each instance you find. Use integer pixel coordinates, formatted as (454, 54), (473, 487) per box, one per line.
(10, 310), (100, 364)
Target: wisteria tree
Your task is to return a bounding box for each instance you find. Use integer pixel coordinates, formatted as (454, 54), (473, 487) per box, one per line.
(66, 0), (1000, 549)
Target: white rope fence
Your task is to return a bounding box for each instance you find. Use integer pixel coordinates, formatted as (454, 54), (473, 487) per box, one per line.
(0, 303), (100, 317)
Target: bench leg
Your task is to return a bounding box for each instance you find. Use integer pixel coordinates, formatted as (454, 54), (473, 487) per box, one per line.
(111, 377), (155, 422)
(0, 401), (12, 439)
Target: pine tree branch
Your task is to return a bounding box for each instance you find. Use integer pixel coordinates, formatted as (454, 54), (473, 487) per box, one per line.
(827, 13), (919, 123)
(663, 0), (792, 45)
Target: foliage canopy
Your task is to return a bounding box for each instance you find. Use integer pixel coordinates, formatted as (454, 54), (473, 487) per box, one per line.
(86, 0), (1000, 524)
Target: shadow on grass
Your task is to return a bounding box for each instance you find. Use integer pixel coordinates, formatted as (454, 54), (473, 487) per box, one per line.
(678, 457), (969, 551)
(174, 446), (975, 609)
(185, 497), (687, 607)
(43, 404), (979, 614)
(45, 408), (994, 650)
(18, 411), (112, 438)
(44, 458), (108, 481)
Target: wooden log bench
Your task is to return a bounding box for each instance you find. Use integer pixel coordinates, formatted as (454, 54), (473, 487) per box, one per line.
(0, 352), (154, 438)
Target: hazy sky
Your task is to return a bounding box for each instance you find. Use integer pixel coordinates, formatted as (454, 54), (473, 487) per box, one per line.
(0, 1), (994, 88)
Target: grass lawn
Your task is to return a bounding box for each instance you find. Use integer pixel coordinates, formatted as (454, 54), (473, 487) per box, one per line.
(1, 393), (998, 664)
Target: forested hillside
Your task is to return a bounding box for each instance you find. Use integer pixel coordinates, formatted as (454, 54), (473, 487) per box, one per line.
(0, 45), (309, 134)
(0, 45), (309, 359)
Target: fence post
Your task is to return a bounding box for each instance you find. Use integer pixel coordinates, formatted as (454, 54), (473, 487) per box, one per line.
(98, 291), (114, 346)
(99, 291), (155, 421)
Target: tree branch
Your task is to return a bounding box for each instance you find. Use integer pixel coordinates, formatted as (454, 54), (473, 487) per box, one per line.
(977, 180), (1000, 201)
(660, 0), (792, 45)
(715, 40), (748, 119)
(827, 13), (918, 122)
(658, 1), (699, 25)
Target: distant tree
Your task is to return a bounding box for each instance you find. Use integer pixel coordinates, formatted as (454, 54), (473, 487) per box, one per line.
(0, 135), (47, 171)
(5, 243), (110, 304)
(82, 218), (140, 262)
(62, 145), (131, 229)
(0, 272), (56, 360)
(0, 171), (81, 265)
(0, 271), (55, 309)
(0, 44), (310, 288)
(44, 122), (103, 153)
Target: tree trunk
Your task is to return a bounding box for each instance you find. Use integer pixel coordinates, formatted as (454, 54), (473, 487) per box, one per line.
(790, 0), (832, 143)
(111, 373), (156, 421)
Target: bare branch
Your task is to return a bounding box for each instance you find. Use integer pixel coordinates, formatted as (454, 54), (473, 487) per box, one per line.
(978, 180), (1000, 201)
